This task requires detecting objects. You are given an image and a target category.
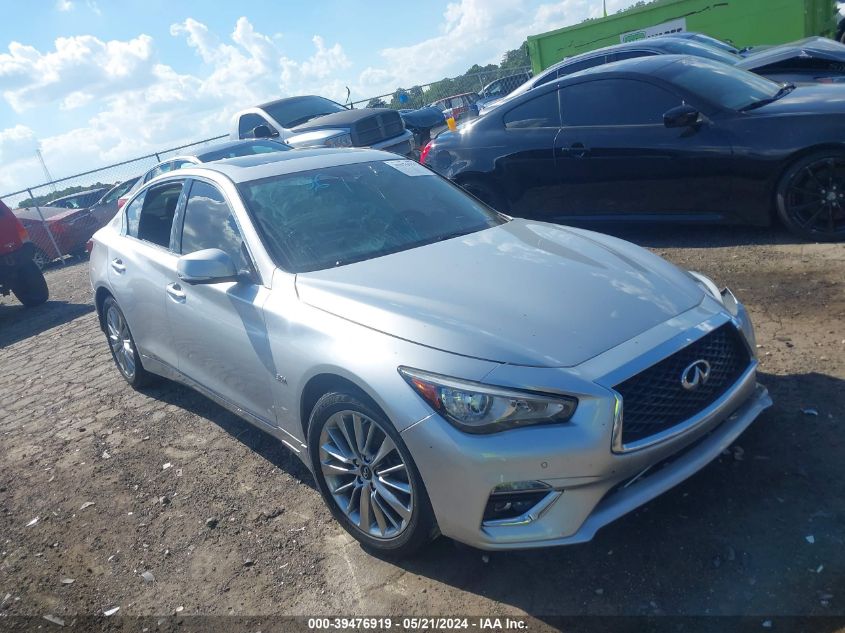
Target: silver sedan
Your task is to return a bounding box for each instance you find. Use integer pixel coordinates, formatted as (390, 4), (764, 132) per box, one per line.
(89, 148), (771, 556)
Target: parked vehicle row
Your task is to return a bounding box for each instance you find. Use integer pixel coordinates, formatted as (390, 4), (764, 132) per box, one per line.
(427, 41), (845, 241)
(89, 147), (770, 556)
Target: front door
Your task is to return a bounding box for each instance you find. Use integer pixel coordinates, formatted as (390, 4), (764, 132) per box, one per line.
(554, 78), (734, 219)
(166, 178), (277, 423)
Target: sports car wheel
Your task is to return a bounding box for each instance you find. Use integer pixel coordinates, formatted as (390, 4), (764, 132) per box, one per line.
(778, 152), (845, 242)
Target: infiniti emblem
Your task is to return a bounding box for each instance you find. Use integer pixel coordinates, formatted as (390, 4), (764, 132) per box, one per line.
(681, 359), (711, 391)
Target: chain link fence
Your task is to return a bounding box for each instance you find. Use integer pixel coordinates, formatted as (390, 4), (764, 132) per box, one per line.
(0, 65), (533, 270)
(349, 66), (532, 111)
(0, 135), (227, 269)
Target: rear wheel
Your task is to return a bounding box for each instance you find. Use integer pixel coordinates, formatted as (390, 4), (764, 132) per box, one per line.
(11, 259), (49, 307)
(308, 391), (437, 558)
(777, 151), (845, 242)
(460, 178), (509, 213)
(102, 296), (155, 388)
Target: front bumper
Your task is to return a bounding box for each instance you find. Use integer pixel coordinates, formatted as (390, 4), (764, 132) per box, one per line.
(401, 320), (771, 550)
(370, 130), (415, 157)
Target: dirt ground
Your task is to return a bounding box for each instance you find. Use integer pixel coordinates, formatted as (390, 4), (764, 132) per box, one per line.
(0, 225), (843, 630)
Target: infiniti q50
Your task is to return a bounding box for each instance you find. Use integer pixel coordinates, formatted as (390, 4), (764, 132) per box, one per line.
(89, 148), (771, 556)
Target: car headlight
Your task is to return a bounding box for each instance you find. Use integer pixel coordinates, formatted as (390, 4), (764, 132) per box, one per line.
(688, 270), (722, 302)
(399, 367), (577, 434)
(689, 271), (757, 351)
(323, 133), (353, 148)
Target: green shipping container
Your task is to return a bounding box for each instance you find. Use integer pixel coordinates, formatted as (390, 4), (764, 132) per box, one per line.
(527, 0), (838, 74)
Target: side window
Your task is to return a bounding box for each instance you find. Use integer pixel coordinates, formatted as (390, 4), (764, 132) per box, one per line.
(561, 79), (682, 126)
(180, 181), (249, 271)
(239, 113), (276, 139)
(124, 190), (147, 238)
(145, 161), (173, 183)
(132, 182), (183, 248)
(555, 55), (609, 79)
(503, 90), (561, 129)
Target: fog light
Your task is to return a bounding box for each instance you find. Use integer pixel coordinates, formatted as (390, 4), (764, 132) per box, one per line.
(483, 481), (552, 523)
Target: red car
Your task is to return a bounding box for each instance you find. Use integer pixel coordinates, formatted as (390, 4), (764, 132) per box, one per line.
(0, 200), (48, 306)
(14, 205), (100, 269)
(14, 186), (112, 269)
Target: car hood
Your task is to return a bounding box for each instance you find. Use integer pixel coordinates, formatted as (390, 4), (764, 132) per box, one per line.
(295, 221), (705, 367)
(289, 108), (390, 133)
(750, 84), (845, 115)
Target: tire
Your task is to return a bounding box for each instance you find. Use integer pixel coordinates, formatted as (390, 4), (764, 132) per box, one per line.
(307, 391), (437, 558)
(460, 178), (509, 213)
(102, 296), (155, 388)
(11, 259), (49, 307)
(31, 247), (50, 271)
(776, 150), (845, 242)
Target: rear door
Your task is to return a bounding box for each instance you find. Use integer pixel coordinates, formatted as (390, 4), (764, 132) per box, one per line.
(554, 77), (734, 218)
(107, 179), (186, 369)
(167, 178), (276, 422)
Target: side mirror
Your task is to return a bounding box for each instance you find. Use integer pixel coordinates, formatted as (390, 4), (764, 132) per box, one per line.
(664, 104), (701, 129)
(251, 124), (274, 139)
(177, 248), (238, 285)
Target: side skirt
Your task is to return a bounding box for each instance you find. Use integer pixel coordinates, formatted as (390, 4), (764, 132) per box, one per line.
(140, 354), (311, 466)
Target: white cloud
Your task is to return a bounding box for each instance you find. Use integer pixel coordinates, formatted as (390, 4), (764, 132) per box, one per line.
(0, 34), (156, 112)
(0, 2), (641, 193)
(0, 125), (38, 162)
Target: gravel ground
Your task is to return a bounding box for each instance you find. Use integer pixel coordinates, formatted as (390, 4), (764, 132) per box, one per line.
(0, 225), (843, 629)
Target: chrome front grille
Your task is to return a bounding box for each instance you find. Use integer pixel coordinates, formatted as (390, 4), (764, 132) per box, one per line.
(352, 111), (404, 146)
(614, 323), (751, 447)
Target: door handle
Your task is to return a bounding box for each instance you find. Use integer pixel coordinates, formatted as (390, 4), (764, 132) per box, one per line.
(569, 142), (589, 159)
(166, 283), (186, 302)
(110, 258), (126, 273)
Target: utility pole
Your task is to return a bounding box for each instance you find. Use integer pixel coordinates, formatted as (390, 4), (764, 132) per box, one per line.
(35, 148), (57, 194)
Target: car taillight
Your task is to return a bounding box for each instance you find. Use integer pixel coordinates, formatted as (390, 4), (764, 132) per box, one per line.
(117, 197), (127, 210)
(16, 219), (29, 242)
(85, 239), (94, 254)
(420, 141), (433, 165)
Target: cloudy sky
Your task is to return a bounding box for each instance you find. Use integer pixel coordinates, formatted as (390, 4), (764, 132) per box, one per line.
(0, 0), (641, 194)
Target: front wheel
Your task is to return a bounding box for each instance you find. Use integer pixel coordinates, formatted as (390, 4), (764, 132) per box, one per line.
(776, 152), (845, 242)
(308, 391), (437, 558)
(11, 259), (49, 307)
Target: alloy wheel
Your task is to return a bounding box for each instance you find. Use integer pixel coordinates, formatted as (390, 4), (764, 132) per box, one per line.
(318, 410), (414, 539)
(105, 304), (136, 380)
(785, 157), (845, 238)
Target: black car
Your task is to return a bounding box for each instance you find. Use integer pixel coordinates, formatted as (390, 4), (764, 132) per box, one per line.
(480, 36), (742, 112)
(423, 55), (845, 241)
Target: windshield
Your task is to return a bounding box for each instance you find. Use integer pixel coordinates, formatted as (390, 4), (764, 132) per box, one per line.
(238, 160), (506, 272)
(661, 57), (781, 110)
(261, 96), (348, 128)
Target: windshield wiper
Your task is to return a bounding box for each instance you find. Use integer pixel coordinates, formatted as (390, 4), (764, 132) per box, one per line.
(740, 82), (795, 111)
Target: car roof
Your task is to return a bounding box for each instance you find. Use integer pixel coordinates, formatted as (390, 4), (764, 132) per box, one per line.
(257, 94), (335, 109)
(559, 53), (681, 81)
(165, 138), (284, 162)
(173, 147), (397, 184)
(738, 37), (845, 68)
(47, 186), (108, 204)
